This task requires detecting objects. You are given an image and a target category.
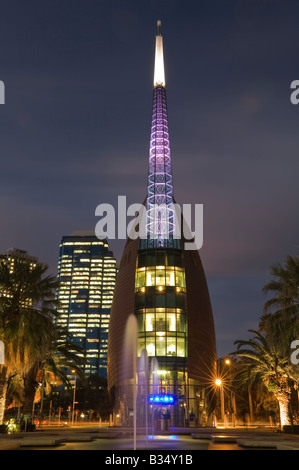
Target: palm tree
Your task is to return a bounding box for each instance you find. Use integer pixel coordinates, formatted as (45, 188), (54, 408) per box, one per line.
(22, 326), (87, 418)
(231, 330), (297, 427)
(0, 259), (59, 424)
(262, 254), (299, 316)
(260, 254), (299, 382)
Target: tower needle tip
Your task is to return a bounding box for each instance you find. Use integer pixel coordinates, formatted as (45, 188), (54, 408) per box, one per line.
(157, 20), (161, 35)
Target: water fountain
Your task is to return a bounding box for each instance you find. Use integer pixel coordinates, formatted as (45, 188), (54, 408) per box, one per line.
(123, 314), (138, 450)
(123, 314), (159, 449)
(150, 357), (159, 434)
(122, 314), (177, 449)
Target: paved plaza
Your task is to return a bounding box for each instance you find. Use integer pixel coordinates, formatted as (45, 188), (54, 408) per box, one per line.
(0, 424), (299, 451)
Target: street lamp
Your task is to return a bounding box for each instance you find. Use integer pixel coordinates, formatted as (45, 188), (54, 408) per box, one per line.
(224, 357), (236, 426)
(215, 378), (225, 425)
(71, 370), (77, 426)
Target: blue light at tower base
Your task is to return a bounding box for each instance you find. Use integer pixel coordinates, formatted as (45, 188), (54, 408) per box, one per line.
(149, 394), (175, 405)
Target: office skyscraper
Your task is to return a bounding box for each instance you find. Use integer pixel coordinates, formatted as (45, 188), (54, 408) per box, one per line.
(107, 22), (217, 427)
(0, 248), (38, 271)
(56, 232), (117, 378)
(0, 248), (38, 307)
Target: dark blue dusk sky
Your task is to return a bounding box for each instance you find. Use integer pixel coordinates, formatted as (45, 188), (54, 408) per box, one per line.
(0, 0), (298, 356)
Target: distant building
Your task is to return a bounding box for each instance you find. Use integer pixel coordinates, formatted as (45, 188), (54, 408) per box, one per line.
(56, 232), (117, 378)
(1, 247), (38, 271)
(0, 248), (38, 307)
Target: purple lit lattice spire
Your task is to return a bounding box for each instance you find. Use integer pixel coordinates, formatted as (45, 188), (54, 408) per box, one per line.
(145, 22), (177, 248)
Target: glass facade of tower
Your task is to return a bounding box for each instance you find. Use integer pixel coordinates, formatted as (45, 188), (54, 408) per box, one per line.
(135, 246), (188, 425)
(135, 248), (187, 361)
(56, 234), (117, 377)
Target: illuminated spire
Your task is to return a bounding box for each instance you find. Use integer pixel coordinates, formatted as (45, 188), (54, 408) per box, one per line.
(144, 21), (177, 249)
(153, 20), (165, 88)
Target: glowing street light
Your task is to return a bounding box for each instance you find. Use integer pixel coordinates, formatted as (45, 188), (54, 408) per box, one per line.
(224, 358), (236, 426)
(215, 378), (225, 424)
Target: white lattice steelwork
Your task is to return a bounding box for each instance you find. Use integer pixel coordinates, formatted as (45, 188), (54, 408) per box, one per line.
(145, 24), (176, 248)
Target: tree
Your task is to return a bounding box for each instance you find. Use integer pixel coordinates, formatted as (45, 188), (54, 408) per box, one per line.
(231, 330), (297, 427)
(0, 259), (59, 424)
(231, 355), (279, 424)
(22, 326), (86, 418)
(75, 375), (111, 420)
(262, 254), (299, 316)
(260, 255), (299, 372)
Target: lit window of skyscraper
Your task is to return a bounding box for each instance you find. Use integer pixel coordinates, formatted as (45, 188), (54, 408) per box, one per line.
(56, 231), (117, 378)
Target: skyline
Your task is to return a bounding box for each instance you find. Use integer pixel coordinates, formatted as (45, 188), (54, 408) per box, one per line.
(0, 0), (298, 357)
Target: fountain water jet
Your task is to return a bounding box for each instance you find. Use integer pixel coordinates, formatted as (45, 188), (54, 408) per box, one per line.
(123, 315), (172, 447)
(123, 314), (138, 450)
(150, 357), (159, 434)
(138, 348), (149, 446)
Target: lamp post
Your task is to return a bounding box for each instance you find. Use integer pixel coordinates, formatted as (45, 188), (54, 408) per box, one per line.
(72, 370), (77, 426)
(216, 378), (225, 425)
(224, 358), (236, 426)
